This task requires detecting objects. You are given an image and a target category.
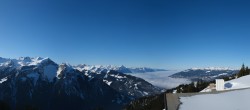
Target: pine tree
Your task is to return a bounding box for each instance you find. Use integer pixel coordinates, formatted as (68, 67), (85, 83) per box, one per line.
(246, 66), (249, 75)
(238, 64), (246, 77)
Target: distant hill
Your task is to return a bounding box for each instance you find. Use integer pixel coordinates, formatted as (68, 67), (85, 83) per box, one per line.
(170, 67), (239, 81)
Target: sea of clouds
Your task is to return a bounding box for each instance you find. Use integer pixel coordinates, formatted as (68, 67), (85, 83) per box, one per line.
(127, 70), (191, 89)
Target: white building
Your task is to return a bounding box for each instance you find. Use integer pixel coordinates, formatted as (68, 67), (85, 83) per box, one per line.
(216, 79), (224, 91)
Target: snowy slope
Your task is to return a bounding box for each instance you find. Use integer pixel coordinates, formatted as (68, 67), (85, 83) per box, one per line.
(0, 77), (7, 83)
(180, 88), (250, 110)
(224, 75), (250, 90)
(201, 75), (250, 92)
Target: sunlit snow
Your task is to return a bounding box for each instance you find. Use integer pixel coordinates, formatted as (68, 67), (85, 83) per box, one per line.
(103, 80), (112, 85)
(0, 77), (7, 83)
(224, 75), (250, 90)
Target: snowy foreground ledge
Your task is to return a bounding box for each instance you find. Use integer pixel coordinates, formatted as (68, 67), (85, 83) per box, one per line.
(179, 88), (250, 110)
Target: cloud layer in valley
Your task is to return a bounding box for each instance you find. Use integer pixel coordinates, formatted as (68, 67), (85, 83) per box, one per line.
(128, 71), (191, 89)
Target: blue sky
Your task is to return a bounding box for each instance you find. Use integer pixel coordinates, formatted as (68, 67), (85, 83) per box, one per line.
(0, 0), (250, 69)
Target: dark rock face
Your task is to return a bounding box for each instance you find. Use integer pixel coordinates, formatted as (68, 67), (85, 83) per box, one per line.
(116, 65), (133, 73)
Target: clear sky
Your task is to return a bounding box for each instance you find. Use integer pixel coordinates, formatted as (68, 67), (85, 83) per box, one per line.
(0, 0), (250, 69)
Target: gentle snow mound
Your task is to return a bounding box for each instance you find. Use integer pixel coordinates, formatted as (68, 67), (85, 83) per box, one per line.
(224, 75), (250, 90)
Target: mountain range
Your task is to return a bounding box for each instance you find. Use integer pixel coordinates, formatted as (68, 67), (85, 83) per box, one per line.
(74, 64), (167, 74)
(170, 67), (239, 81)
(0, 57), (163, 110)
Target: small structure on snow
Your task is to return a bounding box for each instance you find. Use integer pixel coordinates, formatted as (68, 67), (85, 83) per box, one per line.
(216, 79), (224, 91)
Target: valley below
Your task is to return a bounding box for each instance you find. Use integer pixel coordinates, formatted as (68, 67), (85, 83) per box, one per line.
(127, 71), (191, 89)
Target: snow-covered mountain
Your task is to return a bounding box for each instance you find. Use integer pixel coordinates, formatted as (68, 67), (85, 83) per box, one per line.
(0, 57), (163, 110)
(170, 67), (239, 81)
(74, 64), (132, 73)
(0, 56), (50, 68)
(0, 57), (57, 81)
(190, 67), (237, 71)
(82, 69), (163, 98)
(74, 64), (167, 74)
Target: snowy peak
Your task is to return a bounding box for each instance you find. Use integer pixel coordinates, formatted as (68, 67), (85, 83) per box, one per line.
(0, 57), (58, 82)
(0, 57), (12, 67)
(18, 56), (32, 62)
(0, 57), (53, 68)
(17, 57), (51, 66)
(74, 64), (167, 73)
(74, 64), (130, 73)
(56, 63), (77, 79)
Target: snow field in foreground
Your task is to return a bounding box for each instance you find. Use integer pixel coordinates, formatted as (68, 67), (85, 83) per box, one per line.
(180, 88), (250, 110)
